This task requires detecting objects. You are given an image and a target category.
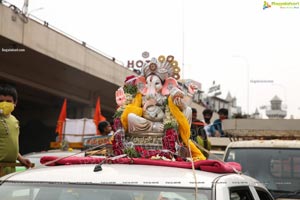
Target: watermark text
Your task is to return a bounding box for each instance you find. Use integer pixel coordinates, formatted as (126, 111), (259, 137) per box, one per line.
(1, 48), (25, 53)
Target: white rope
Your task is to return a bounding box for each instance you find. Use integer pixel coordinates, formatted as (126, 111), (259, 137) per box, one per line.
(187, 139), (198, 200)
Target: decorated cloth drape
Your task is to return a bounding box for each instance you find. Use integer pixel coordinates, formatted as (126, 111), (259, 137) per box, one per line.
(120, 93), (143, 132)
(93, 97), (106, 135)
(55, 98), (67, 142)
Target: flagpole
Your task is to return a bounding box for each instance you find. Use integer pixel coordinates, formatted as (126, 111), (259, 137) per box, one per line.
(62, 119), (66, 142)
(82, 118), (87, 142)
(181, 0), (185, 79)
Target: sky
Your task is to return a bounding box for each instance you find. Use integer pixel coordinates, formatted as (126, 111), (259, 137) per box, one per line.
(5, 0), (300, 118)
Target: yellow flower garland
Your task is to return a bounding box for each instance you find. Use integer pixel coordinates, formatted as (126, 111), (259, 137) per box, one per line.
(168, 96), (206, 161)
(121, 93), (143, 131)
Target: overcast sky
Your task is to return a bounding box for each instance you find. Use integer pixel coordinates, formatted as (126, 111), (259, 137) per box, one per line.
(6, 0), (300, 118)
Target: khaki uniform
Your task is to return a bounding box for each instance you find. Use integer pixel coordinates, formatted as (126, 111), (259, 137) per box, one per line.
(0, 115), (19, 176)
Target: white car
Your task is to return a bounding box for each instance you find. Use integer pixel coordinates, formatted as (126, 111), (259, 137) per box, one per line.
(224, 140), (300, 199)
(0, 157), (274, 200)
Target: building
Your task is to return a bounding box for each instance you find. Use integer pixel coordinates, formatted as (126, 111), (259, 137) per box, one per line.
(266, 95), (287, 119)
(225, 92), (242, 117)
(191, 83), (242, 119)
(251, 108), (261, 119)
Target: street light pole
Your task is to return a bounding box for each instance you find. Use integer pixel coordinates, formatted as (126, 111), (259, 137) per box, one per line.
(181, 0), (185, 80)
(232, 55), (250, 115)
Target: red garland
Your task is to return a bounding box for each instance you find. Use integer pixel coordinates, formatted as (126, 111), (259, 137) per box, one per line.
(162, 128), (178, 152)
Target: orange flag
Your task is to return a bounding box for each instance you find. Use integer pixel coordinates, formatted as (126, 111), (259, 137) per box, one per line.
(56, 98), (67, 142)
(93, 97), (106, 135)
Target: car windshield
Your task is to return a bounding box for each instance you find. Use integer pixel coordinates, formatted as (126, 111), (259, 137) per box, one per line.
(0, 182), (212, 200)
(224, 148), (300, 197)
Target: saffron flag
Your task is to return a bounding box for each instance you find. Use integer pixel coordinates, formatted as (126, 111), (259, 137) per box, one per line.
(93, 97), (106, 134)
(56, 98), (67, 141)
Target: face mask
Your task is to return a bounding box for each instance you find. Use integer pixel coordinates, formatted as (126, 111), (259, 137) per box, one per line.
(204, 118), (210, 124)
(0, 102), (15, 116)
(220, 115), (227, 120)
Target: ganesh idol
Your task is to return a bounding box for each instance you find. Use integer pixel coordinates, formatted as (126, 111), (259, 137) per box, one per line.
(114, 55), (206, 160)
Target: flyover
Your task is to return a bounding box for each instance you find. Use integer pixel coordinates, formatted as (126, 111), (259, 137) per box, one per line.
(0, 3), (135, 153)
(0, 3), (133, 127)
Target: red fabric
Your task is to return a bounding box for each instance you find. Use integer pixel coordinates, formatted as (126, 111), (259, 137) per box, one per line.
(192, 121), (205, 126)
(132, 159), (241, 173)
(197, 160), (242, 173)
(124, 75), (136, 84)
(40, 156), (105, 166)
(40, 156), (241, 173)
(55, 98), (67, 142)
(93, 97), (106, 134)
(132, 158), (195, 168)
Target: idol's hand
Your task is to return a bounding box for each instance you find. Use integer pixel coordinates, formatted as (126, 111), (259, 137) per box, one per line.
(115, 87), (126, 106)
(187, 82), (198, 95)
(170, 87), (186, 110)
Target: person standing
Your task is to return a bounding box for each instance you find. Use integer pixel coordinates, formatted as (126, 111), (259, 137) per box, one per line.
(98, 120), (114, 136)
(212, 108), (228, 137)
(190, 108), (204, 141)
(190, 108), (211, 157)
(0, 83), (32, 176)
(202, 108), (214, 137)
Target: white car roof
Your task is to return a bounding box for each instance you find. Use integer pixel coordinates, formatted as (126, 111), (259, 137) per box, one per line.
(23, 149), (84, 158)
(21, 150), (85, 167)
(226, 139), (300, 149)
(4, 164), (233, 188)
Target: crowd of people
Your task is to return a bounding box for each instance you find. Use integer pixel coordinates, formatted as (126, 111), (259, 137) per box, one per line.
(190, 107), (229, 155)
(191, 107), (228, 137)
